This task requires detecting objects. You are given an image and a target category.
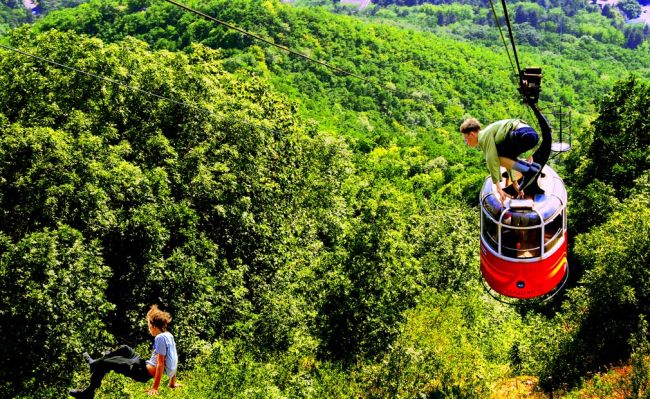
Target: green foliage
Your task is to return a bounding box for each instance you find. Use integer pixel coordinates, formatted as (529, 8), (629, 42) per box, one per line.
(38, 0), (92, 13)
(88, 289), (525, 398)
(618, 0), (642, 20)
(415, 202), (478, 289)
(145, 339), (360, 399)
(506, 76), (650, 392)
(0, 16), (491, 395)
(524, 183), (650, 390)
(0, 27), (364, 395)
(0, 0), (31, 31)
(567, 76), (650, 234)
(186, 340), (290, 398)
(316, 178), (423, 359)
(557, 317), (650, 398)
(360, 0), (649, 49)
(584, 77), (650, 197)
(30, 0), (533, 146)
(576, 190), (650, 338)
(0, 226), (113, 397)
(0, 0), (648, 397)
(568, 179), (619, 235)
(630, 317), (650, 399)
(314, 145), (480, 360)
(624, 24), (650, 49)
(359, 288), (523, 398)
(28, 0), (650, 159)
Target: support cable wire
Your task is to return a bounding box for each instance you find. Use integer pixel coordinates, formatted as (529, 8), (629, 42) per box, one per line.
(488, 0), (528, 98)
(161, 0), (410, 98)
(0, 42), (287, 136)
(547, 14), (572, 158)
(486, 0), (554, 189)
(499, 0), (523, 77)
(488, 0), (518, 84)
(0, 42), (197, 110)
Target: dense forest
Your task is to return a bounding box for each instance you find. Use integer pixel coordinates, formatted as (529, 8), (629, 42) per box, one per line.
(0, 0), (649, 398)
(323, 0), (650, 48)
(0, 0), (32, 35)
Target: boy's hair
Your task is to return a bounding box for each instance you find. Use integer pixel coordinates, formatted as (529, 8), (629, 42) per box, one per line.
(147, 305), (172, 331)
(460, 118), (481, 134)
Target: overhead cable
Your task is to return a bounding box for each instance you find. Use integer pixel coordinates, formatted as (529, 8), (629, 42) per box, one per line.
(487, 0), (518, 83)
(160, 0), (416, 99)
(0, 42), (286, 136)
(0, 42), (197, 109)
(499, 0), (523, 75)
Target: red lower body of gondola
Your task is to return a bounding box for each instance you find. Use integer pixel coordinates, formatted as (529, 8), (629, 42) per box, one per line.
(480, 237), (568, 299)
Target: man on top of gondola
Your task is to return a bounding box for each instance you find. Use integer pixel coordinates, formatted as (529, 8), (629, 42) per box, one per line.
(460, 117), (540, 203)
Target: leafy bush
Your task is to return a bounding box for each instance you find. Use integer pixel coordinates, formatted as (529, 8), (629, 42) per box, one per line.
(526, 185), (650, 391)
(581, 77), (650, 199)
(360, 288), (523, 398)
(618, 0), (642, 20)
(0, 227), (113, 397)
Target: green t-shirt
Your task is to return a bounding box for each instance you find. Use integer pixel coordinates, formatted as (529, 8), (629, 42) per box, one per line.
(477, 119), (519, 183)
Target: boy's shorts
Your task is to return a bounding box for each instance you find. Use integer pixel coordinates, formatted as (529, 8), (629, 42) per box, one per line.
(496, 126), (539, 160)
(100, 345), (151, 382)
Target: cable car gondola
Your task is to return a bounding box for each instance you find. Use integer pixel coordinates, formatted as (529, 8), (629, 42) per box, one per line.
(479, 67), (570, 300)
(479, 0), (573, 300)
(479, 164), (568, 299)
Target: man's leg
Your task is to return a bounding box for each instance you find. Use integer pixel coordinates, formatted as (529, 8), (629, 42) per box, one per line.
(125, 358), (154, 383)
(499, 157), (516, 171)
(498, 157), (533, 178)
(70, 346), (140, 398)
(499, 157), (540, 196)
(502, 158), (540, 173)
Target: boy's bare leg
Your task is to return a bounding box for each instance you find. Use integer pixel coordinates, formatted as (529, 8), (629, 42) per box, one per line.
(169, 375), (182, 388)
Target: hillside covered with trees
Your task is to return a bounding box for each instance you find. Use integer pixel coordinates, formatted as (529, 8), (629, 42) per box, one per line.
(0, 0), (649, 397)
(0, 0), (32, 35)
(327, 0), (650, 49)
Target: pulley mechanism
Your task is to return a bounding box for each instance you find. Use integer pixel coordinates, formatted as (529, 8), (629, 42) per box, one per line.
(519, 67), (542, 105)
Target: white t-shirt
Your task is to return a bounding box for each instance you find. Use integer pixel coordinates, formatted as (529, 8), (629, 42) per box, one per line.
(146, 331), (177, 377)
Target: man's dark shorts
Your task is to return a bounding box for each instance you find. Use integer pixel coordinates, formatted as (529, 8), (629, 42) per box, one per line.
(96, 345), (151, 382)
(496, 126), (539, 160)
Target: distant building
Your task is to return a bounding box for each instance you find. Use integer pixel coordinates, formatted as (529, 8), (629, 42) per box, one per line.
(22, 0), (40, 15)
